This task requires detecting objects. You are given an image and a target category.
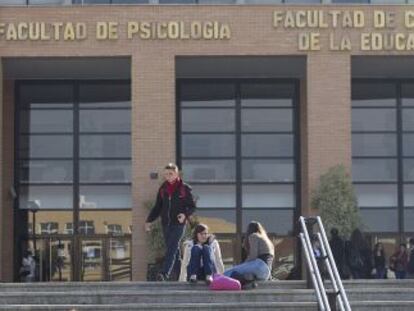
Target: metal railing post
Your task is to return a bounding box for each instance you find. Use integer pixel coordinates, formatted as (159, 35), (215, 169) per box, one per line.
(299, 216), (352, 311)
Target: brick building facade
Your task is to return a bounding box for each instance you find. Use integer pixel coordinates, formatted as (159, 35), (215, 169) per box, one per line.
(0, 3), (413, 282)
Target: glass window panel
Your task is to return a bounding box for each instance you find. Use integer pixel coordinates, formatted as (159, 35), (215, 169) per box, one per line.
(182, 160), (235, 182)
(242, 134), (293, 157)
(182, 134), (235, 157)
(80, 135), (131, 158)
(241, 109), (292, 132)
(191, 185), (235, 208)
(196, 210), (236, 233)
(112, 0), (148, 3)
(29, 0), (70, 4)
(20, 110), (73, 133)
(79, 83), (130, 108)
(285, 0), (320, 2)
(19, 135), (73, 158)
(271, 237), (296, 280)
(404, 209), (414, 232)
(404, 159), (414, 182)
(360, 208), (398, 232)
(20, 84), (73, 109)
(28, 211), (73, 235)
(243, 0), (282, 2)
(242, 209), (293, 235)
(181, 109), (235, 132)
(80, 160), (131, 183)
(79, 185), (131, 209)
(215, 237), (236, 267)
(19, 186), (73, 209)
(402, 83), (414, 106)
(403, 109), (414, 131)
(80, 110), (131, 133)
(108, 238), (131, 281)
(20, 160), (73, 183)
(403, 134), (414, 156)
(371, 0), (405, 2)
(0, 0), (26, 4)
(242, 185), (294, 208)
(352, 159), (397, 182)
(159, 0), (196, 3)
(80, 211), (132, 235)
(352, 82), (396, 107)
(354, 184), (398, 207)
(180, 83), (235, 107)
(332, 0), (369, 3)
(242, 159), (294, 182)
(404, 185), (414, 207)
(352, 109), (396, 132)
(199, 0), (236, 3)
(80, 239), (102, 281)
(73, 0), (110, 4)
(241, 83), (295, 107)
(352, 133), (397, 157)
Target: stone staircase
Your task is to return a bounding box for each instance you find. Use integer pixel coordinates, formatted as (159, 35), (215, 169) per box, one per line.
(0, 279), (412, 310)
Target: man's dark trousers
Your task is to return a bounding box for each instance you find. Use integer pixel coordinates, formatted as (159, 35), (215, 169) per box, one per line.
(161, 224), (185, 278)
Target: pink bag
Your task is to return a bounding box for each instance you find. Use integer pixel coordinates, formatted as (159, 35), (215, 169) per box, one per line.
(209, 274), (241, 291)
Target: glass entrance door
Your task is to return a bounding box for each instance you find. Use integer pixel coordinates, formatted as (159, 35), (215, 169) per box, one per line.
(15, 80), (132, 282)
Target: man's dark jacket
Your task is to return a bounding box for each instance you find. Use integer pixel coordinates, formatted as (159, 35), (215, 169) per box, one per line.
(146, 180), (196, 227)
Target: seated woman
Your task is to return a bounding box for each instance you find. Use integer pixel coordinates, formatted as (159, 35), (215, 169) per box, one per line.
(224, 221), (274, 286)
(179, 224), (224, 284)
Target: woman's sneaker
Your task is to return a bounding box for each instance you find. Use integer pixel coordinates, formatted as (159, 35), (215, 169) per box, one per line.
(189, 274), (197, 283)
(205, 275), (213, 285)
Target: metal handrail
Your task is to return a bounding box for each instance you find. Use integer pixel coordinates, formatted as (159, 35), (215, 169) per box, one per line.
(299, 216), (330, 311)
(299, 216), (352, 311)
(316, 217), (352, 311)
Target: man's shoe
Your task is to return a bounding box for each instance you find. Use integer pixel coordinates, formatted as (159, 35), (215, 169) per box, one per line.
(156, 273), (168, 282)
(205, 275), (213, 285)
(189, 274), (197, 284)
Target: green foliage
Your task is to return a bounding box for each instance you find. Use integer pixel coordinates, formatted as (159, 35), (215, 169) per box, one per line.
(311, 165), (361, 240)
(144, 200), (165, 263)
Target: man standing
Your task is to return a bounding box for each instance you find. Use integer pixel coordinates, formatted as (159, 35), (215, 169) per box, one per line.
(145, 163), (196, 281)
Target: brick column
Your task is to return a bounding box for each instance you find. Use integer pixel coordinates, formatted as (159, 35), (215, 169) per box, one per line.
(131, 53), (176, 281)
(0, 66), (14, 281)
(301, 54), (352, 217)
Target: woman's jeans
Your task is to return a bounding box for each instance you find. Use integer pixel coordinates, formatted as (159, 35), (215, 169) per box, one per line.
(395, 271), (406, 279)
(187, 244), (216, 280)
(224, 258), (271, 281)
(375, 267), (386, 279)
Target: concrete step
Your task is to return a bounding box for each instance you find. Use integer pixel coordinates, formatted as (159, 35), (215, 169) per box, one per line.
(0, 280), (306, 292)
(0, 302), (413, 311)
(0, 289), (317, 304)
(0, 288), (413, 304)
(0, 302), (319, 311)
(1, 279), (413, 292)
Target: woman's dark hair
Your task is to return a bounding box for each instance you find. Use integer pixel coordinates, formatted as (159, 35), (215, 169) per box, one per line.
(192, 224), (209, 243)
(246, 221), (261, 237)
(331, 228), (339, 237)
